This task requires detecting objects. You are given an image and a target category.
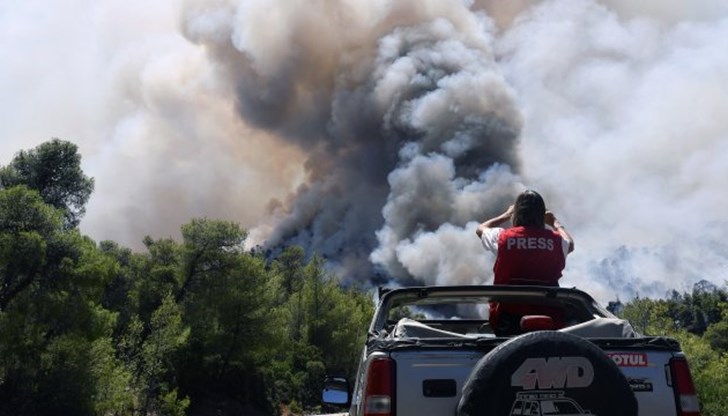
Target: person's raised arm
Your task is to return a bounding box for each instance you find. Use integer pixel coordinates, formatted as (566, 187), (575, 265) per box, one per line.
(544, 211), (575, 253)
(476, 205), (514, 238)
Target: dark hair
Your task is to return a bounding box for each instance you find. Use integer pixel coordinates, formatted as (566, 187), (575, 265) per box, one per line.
(512, 190), (546, 227)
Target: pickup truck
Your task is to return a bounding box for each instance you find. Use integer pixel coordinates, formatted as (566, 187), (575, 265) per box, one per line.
(322, 285), (701, 416)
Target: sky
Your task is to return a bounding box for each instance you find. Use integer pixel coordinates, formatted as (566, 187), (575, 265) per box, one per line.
(2, 0), (728, 303)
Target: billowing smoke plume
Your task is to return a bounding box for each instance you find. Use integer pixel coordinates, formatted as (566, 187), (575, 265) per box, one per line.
(3, 0), (728, 303)
(181, 0), (728, 300)
(182, 0), (525, 283)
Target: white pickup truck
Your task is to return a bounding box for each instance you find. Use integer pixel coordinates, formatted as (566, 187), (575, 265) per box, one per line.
(322, 285), (701, 416)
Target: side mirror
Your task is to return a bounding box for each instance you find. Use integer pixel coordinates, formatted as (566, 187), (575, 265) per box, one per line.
(322, 377), (350, 407)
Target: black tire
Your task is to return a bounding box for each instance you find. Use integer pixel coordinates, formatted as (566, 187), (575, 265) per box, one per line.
(457, 331), (637, 416)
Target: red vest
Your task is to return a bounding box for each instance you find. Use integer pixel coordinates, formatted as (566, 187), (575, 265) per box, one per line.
(493, 226), (565, 286)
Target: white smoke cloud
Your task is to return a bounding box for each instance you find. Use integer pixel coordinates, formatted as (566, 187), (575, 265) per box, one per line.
(2, 0), (728, 303)
(498, 0), (728, 301)
(0, 0), (306, 248)
(603, 0), (728, 23)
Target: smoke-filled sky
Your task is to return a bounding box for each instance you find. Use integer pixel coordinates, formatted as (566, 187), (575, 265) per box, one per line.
(2, 0), (728, 303)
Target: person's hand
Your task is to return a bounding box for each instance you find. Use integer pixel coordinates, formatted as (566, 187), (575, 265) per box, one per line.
(504, 205), (515, 216)
(544, 211), (556, 227)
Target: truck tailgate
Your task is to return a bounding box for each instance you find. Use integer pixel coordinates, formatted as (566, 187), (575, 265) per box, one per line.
(392, 349), (485, 416)
(390, 347), (681, 416)
(605, 349), (679, 416)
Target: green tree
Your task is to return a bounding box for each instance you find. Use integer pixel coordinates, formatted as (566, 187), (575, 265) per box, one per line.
(0, 184), (130, 415)
(99, 236), (195, 415)
(98, 240), (139, 334)
(0, 139), (94, 228)
(275, 246), (307, 297)
(621, 296), (674, 335)
(704, 301), (728, 353)
(176, 218), (247, 303)
(89, 335), (135, 415)
(620, 287), (728, 416)
(0, 186), (62, 311)
(139, 294), (190, 416)
(672, 331), (728, 416)
(661, 282), (728, 335)
(137, 236), (183, 322)
(174, 219), (278, 412)
(262, 252), (373, 412)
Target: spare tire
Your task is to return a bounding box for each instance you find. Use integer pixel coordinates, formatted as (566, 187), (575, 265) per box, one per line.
(457, 331), (637, 416)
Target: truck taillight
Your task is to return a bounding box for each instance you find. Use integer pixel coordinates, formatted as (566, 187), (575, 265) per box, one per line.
(364, 357), (395, 416)
(669, 357), (701, 416)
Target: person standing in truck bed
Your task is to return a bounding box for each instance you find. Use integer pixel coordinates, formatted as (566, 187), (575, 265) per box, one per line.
(476, 190), (575, 334)
(477, 190), (574, 285)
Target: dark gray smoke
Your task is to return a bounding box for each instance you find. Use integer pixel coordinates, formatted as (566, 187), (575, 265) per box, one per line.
(182, 0), (525, 283)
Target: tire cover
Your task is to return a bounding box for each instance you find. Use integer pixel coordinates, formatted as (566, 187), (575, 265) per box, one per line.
(457, 331), (637, 416)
